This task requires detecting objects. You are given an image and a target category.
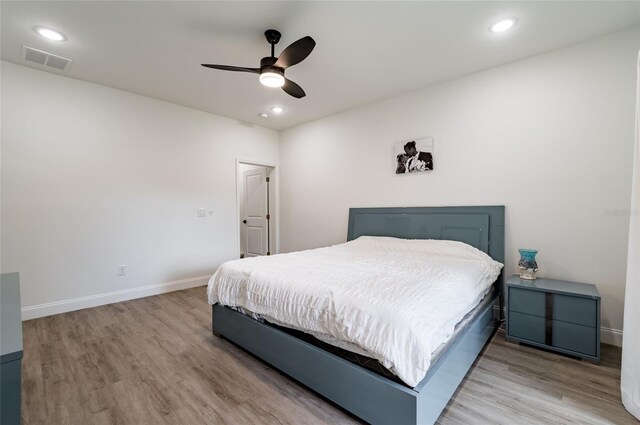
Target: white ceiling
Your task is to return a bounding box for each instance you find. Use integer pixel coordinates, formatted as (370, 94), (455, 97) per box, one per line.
(2, 2), (639, 130)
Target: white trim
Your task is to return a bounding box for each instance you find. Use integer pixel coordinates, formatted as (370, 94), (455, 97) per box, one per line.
(495, 305), (623, 347)
(235, 158), (277, 168)
(601, 326), (623, 347)
(21, 275), (210, 320)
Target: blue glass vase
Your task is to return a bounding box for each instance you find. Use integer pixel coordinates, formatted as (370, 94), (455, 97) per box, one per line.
(518, 249), (538, 280)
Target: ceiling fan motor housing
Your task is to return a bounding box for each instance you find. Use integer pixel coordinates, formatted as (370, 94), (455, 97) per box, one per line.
(261, 66), (284, 78)
(260, 57), (283, 79)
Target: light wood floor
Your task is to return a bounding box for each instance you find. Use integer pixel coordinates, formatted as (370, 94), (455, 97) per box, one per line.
(21, 286), (637, 425)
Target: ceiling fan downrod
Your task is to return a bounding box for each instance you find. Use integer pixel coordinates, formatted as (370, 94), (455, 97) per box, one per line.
(264, 29), (281, 58)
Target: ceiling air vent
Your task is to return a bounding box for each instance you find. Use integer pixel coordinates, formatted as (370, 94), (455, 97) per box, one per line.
(21, 46), (72, 71)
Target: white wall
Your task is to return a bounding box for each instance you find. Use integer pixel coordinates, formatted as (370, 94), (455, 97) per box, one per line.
(1, 60), (279, 318)
(280, 27), (640, 344)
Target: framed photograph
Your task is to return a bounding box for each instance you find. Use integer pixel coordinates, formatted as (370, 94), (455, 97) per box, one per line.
(394, 137), (434, 174)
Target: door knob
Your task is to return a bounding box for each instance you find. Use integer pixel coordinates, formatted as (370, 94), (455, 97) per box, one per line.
(242, 220), (247, 224)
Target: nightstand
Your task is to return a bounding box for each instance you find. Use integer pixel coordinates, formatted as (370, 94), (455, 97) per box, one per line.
(506, 274), (600, 362)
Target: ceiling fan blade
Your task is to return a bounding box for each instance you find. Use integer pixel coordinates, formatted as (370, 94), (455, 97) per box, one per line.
(282, 78), (306, 98)
(201, 64), (260, 73)
(274, 36), (316, 69)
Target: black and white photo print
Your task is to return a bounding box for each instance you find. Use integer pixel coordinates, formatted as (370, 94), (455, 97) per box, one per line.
(394, 138), (434, 174)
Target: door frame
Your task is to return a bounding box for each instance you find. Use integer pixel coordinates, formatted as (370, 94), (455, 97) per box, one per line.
(236, 158), (279, 258)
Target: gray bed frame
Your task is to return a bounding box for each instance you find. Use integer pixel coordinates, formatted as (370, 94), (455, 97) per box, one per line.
(212, 206), (505, 424)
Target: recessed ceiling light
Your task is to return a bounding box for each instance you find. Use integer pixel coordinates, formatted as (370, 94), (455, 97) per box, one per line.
(490, 19), (516, 33)
(259, 113), (269, 118)
(34, 26), (66, 41)
(270, 106), (285, 114)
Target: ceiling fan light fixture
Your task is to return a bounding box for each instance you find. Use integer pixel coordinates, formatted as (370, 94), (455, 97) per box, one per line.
(259, 70), (285, 88)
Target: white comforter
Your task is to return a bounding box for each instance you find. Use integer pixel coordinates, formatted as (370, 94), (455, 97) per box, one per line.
(207, 236), (503, 387)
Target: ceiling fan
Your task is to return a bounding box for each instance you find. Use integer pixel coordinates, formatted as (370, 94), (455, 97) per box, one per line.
(201, 29), (316, 99)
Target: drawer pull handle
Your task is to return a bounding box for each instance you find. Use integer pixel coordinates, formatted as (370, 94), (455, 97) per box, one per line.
(545, 292), (553, 345)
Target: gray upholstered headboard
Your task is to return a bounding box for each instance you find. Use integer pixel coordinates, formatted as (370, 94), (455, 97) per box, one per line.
(347, 206), (505, 270)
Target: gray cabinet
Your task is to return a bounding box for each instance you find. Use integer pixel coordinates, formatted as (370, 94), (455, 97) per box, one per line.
(1, 273), (23, 425)
(506, 274), (600, 362)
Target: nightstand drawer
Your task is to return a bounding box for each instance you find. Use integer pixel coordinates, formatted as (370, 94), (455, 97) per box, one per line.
(553, 294), (597, 327)
(508, 287), (545, 317)
(553, 320), (597, 356)
(508, 311), (545, 344)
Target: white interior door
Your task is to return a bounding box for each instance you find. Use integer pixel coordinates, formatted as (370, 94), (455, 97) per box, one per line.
(243, 167), (268, 257)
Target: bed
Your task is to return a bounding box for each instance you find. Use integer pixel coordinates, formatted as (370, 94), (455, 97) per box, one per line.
(209, 206), (505, 425)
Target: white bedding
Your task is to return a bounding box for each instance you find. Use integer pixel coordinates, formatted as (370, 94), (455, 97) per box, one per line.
(207, 236), (503, 387)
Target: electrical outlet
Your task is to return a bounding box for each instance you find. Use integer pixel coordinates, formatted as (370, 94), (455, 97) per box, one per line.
(198, 208), (207, 217)
(117, 265), (127, 276)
